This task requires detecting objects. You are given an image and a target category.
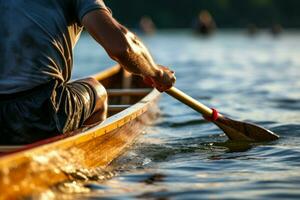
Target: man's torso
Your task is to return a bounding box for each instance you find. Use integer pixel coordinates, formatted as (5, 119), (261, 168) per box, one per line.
(0, 0), (104, 94)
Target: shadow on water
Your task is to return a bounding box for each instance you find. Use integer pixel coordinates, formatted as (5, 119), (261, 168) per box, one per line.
(271, 124), (300, 138)
(271, 124), (300, 133)
(271, 97), (300, 110)
(213, 141), (254, 153)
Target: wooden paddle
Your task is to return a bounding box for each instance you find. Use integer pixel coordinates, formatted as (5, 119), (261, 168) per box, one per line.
(166, 87), (279, 142)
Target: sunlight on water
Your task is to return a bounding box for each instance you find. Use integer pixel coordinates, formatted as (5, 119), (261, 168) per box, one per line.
(46, 30), (300, 199)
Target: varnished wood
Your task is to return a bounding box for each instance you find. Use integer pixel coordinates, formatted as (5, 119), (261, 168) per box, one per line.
(107, 88), (151, 96)
(0, 65), (160, 199)
(121, 70), (132, 104)
(92, 65), (121, 81)
(0, 146), (24, 152)
(215, 115), (279, 141)
(166, 87), (212, 116)
(108, 104), (130, 112)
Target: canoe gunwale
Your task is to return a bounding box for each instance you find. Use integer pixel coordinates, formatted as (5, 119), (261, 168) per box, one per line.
(0, 88), (160, 163)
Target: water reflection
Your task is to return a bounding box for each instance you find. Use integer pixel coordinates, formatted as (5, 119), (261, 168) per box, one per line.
(54, 31), (300, 199)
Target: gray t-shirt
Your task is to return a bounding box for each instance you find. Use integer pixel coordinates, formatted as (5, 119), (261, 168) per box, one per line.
(0, 0), (107, 94)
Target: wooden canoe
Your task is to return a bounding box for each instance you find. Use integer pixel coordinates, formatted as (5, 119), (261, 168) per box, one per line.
(0, 65), (160, 199)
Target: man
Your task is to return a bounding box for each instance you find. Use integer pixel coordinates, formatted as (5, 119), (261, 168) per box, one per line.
(0, 0), (176, 145)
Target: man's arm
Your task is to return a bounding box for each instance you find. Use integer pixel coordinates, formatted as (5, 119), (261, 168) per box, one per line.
(82, 9), (175, 92)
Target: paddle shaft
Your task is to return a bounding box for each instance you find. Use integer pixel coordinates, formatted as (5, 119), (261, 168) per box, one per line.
(166, 87), (213, 117)
(166, 87), (279, 142)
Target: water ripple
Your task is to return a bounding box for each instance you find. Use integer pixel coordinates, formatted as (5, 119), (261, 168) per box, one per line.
(54, 31), (300, 200)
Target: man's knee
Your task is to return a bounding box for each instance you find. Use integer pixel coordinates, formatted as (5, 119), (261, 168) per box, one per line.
(77, 77), (107, 115)
(94, 81), (108, 119)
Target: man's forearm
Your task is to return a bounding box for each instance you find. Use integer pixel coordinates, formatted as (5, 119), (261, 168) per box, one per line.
(83, 9), (161, 78)
(113, 29), (161, 78)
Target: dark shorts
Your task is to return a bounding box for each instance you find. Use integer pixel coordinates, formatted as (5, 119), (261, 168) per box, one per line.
(0, 80), (96, 145)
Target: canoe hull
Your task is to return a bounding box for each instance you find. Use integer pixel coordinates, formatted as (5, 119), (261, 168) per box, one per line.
(0, 65), (160, 199)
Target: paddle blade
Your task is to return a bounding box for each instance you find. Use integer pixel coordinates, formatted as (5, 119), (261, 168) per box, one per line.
(214, 115), (279, 142)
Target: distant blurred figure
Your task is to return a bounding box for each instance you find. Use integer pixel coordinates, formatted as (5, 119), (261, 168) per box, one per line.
(247, 23), (258, 36)
(193, 10), (216, 35)
(270, 23), (283, 36)
(139, 16), (156, 35)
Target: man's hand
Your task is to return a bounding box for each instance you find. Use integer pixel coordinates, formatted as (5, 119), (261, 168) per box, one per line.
(143, 65), (176, 92)
(83, 9), (175, 89)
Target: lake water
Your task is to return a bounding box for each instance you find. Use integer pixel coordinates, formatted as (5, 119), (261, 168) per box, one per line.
(56, 30), (300, 199)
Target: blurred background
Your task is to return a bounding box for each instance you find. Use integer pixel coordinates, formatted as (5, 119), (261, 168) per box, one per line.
(106, 0), (300, 31)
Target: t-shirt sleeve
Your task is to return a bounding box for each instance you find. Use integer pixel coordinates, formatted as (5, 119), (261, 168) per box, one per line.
(74, 0), (109, 23)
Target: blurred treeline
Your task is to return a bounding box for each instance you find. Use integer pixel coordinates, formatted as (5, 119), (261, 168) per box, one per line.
(105, 0), (300, 28)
